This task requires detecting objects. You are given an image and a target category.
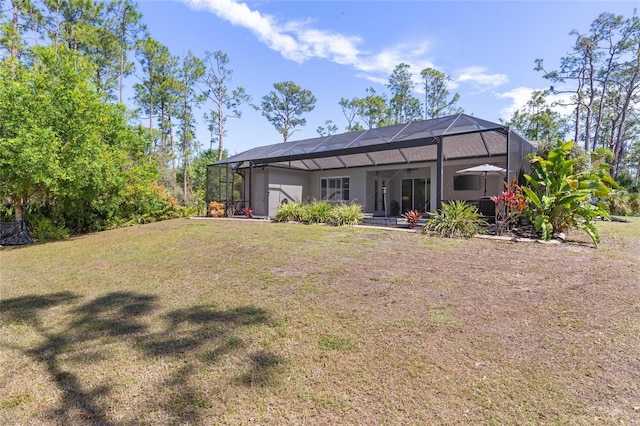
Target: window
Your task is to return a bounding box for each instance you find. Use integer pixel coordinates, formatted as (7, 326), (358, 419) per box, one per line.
(320, 177), (349, 201)
(453, 175), (480, 191)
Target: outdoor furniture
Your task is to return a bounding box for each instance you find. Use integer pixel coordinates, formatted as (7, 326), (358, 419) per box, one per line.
(477, 197), (496, 223)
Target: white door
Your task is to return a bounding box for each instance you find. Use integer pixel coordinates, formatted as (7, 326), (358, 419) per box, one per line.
(253, 171), (267, 216)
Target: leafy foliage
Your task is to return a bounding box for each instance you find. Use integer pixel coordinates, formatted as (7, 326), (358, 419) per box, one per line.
(302, 201), (333, 224)
(328, 203), (364, 226)
(606, 190), (640, 217)
(241, 206), (253, 218)
(423, 201), (487, 238)
(490, 180), (528, 235)
(273, 201), (305, 222)
(401, 209), (424, 228)
(208, 201), (226, 217)
(261, 81), (316, 142)
(522, 141), (615, 246)
(420, 67), (462, 119)
(0, 46), (185, 234)
(273, 201), (363, 226)
(386, 63), (422, 125)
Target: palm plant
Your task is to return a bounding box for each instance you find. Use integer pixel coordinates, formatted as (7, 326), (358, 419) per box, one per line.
(423, 200), (487, 238)
(522, 141), (615, 246)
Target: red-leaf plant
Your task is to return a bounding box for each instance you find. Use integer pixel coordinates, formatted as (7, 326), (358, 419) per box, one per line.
(241, 206), (253, 218)
(401, 209), (424, 229)
(490, 179), (528, 235)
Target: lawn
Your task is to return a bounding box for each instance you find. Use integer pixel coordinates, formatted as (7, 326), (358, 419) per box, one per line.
(1, 218), (639, 424)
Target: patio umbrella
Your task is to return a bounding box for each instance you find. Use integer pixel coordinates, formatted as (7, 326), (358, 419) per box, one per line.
(456, 164), (507, 196)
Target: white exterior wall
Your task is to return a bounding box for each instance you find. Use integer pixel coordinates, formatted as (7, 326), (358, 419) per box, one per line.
(267, 168), (310, 217)
(308, 169), (367, 205)
(441, 158), (507, 202)
(254, 156), (507, 216)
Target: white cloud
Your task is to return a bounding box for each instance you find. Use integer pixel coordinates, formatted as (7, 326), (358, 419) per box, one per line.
(453, 66), (508, 91)
(184, 0), (514, 99)
(183, 0), (434, 82)
(496, 86), (534, 119)
(496, 86), (576, 120)
(184, 0), (363, 64)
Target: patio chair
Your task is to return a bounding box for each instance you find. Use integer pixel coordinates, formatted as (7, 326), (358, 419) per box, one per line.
(477, 197), (496, 223)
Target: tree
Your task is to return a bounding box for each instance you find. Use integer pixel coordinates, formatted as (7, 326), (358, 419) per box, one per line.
(339, 97), (361, 131)
(316, 120), (338, 137)
(504, 90), (569, 142)
(133, 36), (179, 162)
(0, 0), (44, 68)
(0, 45), (156, 230)
(175, 51), (205, 205)
(535, 11), (640, 169)
(354, 87), (388, 129)
(261, 81), (316, 142)
(387, 63), (422, 124)
(420, 67), (462, 119)
(202, 50), (250, 159)
(104, 0), (145, 103)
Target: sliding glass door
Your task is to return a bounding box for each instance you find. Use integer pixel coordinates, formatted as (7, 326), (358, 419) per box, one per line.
(401, 178), (430, 213)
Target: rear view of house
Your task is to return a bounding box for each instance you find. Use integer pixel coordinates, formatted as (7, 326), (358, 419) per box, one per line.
(207, 114), (534, 218)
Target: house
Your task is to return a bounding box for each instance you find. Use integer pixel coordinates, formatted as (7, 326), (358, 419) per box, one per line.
(206, 114), (534, 218)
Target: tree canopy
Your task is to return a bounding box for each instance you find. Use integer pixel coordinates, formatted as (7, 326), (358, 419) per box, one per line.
(260, 81), (316, 142)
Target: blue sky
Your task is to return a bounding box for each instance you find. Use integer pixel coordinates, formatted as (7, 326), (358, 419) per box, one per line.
(135, 0), (638, 155)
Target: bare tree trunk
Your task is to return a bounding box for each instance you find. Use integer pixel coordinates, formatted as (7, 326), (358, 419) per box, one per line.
(167, 103), (176, 171)
(217, 86), (224, 161)
(14, 196), (23, 222)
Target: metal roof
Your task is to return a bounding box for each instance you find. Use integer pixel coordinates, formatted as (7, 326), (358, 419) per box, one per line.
(213, 114), (528, 171)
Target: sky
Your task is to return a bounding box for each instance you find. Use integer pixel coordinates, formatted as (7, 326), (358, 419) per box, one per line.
(134, 0), (638, 156)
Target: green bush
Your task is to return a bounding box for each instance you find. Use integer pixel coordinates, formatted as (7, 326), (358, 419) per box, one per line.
(630, 193), (640, 215)
(303, 201), (333, 224)
(423, 200), (487, 238)
(607, 190), (640, 217)
(29, 216), (69, 241)
(522, 141), (615, 246)
(274, 201), (305, 222)
(328, 203), (363, 226)
(607, 190), (632, 216)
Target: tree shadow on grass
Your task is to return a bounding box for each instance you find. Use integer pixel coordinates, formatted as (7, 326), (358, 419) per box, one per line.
(0, 291), (283, 425)
(2, 291), (157, 425)
(138, 305), (269, 358)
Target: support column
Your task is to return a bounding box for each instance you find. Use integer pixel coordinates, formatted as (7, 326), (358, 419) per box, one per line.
(249, 161), (254, 209)
(436, 136), (444, 210)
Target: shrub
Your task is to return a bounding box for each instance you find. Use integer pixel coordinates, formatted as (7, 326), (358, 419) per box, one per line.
(630, 193), (640, 215)
(241, 206), (253, 218)
(303, 201), (333, 224)
(29, 216), (69, 241)
(607, 190), (632, 216)
(401, 209), (424, 228)
(329, 203), (363, 226)
(274, 201), (305, 222)
(423, 200), (487, 238)
(491, 179), (528, 235)
(208, 201), (226, 217)
(522, 141), (615, 246)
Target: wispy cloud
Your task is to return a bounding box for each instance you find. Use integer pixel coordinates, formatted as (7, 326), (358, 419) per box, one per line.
(496, 86), (534, 119)
(452, 66), (508, 91)
(496, 86), (575, 120)
(183, 0), (508, 94)
(184, 0), (364, 64)
(183, 0), (432, 78)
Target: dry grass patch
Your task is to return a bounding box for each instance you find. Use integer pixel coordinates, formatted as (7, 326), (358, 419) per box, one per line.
(1, 217), (639, 424)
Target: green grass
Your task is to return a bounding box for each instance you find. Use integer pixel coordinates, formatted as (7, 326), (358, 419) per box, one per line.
(1, 217), (639, 424)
